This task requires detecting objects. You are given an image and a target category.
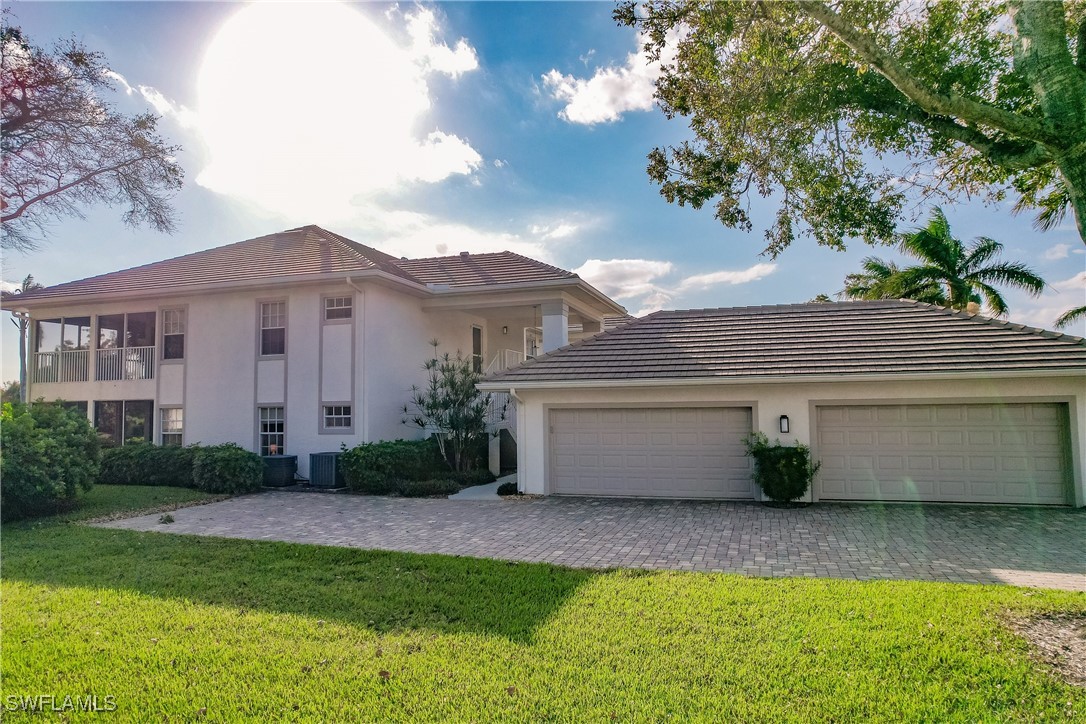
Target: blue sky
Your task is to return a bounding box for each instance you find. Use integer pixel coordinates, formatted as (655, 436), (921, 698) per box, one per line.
(4, 1), (1085, 382)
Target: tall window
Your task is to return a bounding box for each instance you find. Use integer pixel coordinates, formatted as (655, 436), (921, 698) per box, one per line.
(161, 408), (183, 446)
(162, 309), (186, 360)
(259, 406), (285, 455)
(324, 296), (352, 321)
(472, 326), (483, 373)
(260, 302), (286, 356)
(94, 400), (153, 447)
(322, 405), (352, 430)
(96, 312), (156, 381)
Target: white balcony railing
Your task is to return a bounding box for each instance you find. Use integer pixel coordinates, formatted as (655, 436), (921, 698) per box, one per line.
(32, 350), (90, 383)
(96, 346), (156, 382)
(484, 348), (525, 375)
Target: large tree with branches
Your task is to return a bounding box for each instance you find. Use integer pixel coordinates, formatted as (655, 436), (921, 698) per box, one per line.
(617, 0), (1086, 255)
(1, 17), (183, 250)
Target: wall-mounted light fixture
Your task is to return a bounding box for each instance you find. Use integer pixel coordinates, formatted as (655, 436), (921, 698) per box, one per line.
(779, 415), (790, 434)
(502, 326), (508, 335)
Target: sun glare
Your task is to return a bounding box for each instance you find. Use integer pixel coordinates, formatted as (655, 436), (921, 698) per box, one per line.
(196, 2), (477, 221)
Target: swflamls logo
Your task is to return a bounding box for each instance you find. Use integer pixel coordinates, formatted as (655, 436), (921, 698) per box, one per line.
(4, 694), (117, 712)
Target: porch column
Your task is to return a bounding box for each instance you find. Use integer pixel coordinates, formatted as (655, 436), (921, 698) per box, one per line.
(540, 301), (568, 353)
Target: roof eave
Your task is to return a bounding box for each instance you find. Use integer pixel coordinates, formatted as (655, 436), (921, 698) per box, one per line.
(477, 367), (1086, 391)
(430, 277), (627, 315)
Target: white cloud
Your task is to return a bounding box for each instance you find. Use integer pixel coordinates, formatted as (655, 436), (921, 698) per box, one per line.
(103, 69), (133, 94)
(530, 222), (579, 240)
(1002, 271), (1085, 335)
(493, 159), (507, 168)
(574, 258), (777, 315)
(137, 85), (199, 130)
(1043, 243), (1071, 260)
(543, 28), (682, 125)
(191, 2), (483, 221)
(1052, 271), (1086, 291)
(404, 7), (479, 77)
(0, 280), (21, 294)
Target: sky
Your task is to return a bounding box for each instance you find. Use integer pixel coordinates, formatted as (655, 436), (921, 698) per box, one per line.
(3, 1), (1085, 382)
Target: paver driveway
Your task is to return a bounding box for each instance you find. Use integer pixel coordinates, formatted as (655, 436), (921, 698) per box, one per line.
(99, 493), (1086, 591)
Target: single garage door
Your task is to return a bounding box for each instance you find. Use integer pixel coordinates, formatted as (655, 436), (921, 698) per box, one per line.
(816, 403), (1070, 505)
(550, 407), (753, 498)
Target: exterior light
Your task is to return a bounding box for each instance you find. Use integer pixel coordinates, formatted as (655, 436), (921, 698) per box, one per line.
(779, 415), (790, 434)
(502, 326), (508, 334)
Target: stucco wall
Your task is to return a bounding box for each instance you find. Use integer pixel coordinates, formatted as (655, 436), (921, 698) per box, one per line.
(511, 375), (1086, 506)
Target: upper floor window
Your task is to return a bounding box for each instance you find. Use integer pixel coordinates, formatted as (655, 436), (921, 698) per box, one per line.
(324, 296), (352, 321)
(35, 316), (92, 353)
(472, 326), (483, 373)
(323, 404), (352, 430)
(260, 301), (286, 356)
(98, 312), (155, 349)
(162, 309), (186, 360)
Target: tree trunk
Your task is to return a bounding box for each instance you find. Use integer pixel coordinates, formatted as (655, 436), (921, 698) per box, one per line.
(1056, 150), (1086, 243)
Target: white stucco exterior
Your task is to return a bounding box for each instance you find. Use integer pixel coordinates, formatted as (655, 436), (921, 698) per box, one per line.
(499, 374), (1086, 506)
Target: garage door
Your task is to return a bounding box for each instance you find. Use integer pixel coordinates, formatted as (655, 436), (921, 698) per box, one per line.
(816, 403), (1070, 505)
(550, 407), (753, 498)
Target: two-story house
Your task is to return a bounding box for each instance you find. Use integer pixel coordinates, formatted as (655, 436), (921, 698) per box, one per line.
(6, 225), (626, 477)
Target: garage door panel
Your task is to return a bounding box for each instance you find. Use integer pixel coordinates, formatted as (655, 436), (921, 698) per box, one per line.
(551, 407), (753, 499)
(817, 403), (1069, 505)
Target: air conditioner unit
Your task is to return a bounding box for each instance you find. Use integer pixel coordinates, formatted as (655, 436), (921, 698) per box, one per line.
(309, 452), (344, 489)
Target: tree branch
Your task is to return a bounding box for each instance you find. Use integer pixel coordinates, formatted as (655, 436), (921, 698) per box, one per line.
(796, 0), (1057, 146)
(1, 153), (156, 223)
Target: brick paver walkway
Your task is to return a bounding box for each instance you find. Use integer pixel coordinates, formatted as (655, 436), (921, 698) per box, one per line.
(99, 493), (1086, 591)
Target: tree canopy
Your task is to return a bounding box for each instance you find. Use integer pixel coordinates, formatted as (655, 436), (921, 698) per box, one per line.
(617, 0), (1086, 255)
(1, 17), (183, 250)
(841, 207), (1046, 315)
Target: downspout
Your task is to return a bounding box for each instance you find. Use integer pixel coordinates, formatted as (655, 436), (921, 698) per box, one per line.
(346, 277), (367, 441)
(508, 387), (525, 492)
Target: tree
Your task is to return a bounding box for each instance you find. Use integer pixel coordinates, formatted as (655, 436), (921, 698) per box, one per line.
(403, 340), (494, 472)
(616, 0), (1086, 255)
(5, 273), (43, 403)
(841, 207), (1046, 315)
(1, 380), (20, 404)
(1, 16), (183, 250)
(1055, 305), (1086, 328)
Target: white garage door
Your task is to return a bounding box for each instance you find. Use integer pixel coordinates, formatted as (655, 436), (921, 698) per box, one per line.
(549, 407), (753, 499)
(816, 403), (1070, 505)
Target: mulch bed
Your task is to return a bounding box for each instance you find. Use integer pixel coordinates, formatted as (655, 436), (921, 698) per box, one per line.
(1011, 613), (1086, 688)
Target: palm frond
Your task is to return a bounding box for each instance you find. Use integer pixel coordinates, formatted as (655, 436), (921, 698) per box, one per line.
(1055, 305), (1086, 329)
(966, 262), (1046, 296)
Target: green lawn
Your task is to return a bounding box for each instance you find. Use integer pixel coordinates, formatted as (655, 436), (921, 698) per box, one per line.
(2, 487), (1083, 721)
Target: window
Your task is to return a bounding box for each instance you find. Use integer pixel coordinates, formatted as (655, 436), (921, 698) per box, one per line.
(323, 405), (352, 430)
(161, 408), (183, 446)
(472, 326), (483, 373)
(259, 406), (285, 455)
(324, 296), (352, 321)
(260, 301), (286, 356)
(35, 317), (91, 352)
(162, 309), (186, 360)
(94, 400), (153, 447)
(59, 400), (89, 418)
(95, 312), (156, 381)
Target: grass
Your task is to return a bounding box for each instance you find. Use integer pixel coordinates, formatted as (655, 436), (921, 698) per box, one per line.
(2, 487), (1084, 721)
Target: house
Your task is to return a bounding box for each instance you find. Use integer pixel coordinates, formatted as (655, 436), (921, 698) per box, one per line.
(4, 225), (626, 477)
(478, 301), (1086, 507)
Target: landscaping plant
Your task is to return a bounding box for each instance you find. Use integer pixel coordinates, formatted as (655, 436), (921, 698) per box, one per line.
(191, 443), (263, 494)
(744, 432), (821, 504)
(339, 439), (446, 494)
(0, 401), (100, 520)
(403, 340), (493, 473)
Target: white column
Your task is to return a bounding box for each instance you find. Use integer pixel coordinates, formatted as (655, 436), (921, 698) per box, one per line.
(540, 301), (569, 353)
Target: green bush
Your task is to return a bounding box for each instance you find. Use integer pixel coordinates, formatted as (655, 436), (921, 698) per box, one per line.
(396, 478), (461, 498)
(451, 468), (496, 487)
(744, 432), (821, 504)
(340, 439), (446, 494)
(99, 443), (197, 487)
(192, 443), (263, 494)
(1, 401), (100, 521)
(496, 481), (519, 496)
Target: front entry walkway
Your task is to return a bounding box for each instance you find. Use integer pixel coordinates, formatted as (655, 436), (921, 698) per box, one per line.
(98, 494), (1086, 591)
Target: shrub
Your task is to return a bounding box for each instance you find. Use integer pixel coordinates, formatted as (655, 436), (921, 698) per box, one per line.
(396, 478), (460, 498)
(340, 439), (445, 494)
(451, 468), (496, 488)
(192, 443), (263, 494)
(744, 432), (821, 504)
(496, 481), (519, 496)
(1, 401), (100, 521)
(99, 443), (197, 487)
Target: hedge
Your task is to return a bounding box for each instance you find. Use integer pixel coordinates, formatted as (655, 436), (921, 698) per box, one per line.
(99, 442), (263, 494)
(339, 439), (448, 494)
(1, 401), (100, 521)
(396, 478), (461, 498)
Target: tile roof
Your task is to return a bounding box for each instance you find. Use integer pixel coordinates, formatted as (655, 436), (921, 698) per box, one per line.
(11, 226), (578, 303)
(484, 300), (1086, 383)
(391, 252), (576, 287)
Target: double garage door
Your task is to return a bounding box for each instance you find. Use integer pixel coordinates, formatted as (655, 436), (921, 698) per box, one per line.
(550, 407), (754, 499)
(549, 402), (1071, 505)
(816, 403), (1070, 505)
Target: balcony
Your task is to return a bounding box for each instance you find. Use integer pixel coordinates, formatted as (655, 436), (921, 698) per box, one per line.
(32, 350), (90, 383)
(96, 346), (156, 382)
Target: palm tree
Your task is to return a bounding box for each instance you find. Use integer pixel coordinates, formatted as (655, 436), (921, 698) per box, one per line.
(1055, 305), (1086, 329)
(841, 208), (1046, 316)
(6, 274), (44, 403)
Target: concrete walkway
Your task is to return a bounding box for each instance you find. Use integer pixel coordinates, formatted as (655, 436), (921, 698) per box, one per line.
(97, 494), (1086, 591)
